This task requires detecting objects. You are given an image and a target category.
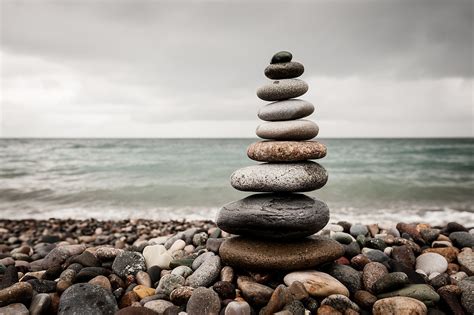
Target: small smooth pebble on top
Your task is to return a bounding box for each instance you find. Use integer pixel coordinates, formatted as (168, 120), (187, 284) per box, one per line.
(271, 51), (292, 64)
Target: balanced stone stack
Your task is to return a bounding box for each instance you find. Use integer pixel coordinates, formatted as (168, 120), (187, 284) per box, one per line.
(218, 51), (344, 271)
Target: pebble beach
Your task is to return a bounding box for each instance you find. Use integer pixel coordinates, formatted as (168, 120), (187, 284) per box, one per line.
(0, 218), (473, 315)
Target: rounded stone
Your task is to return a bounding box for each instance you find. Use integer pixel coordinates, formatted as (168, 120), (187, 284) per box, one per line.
(186, 287), (221, 315)
(415, 253), (448, 276)
(0, 282), (33, 307)
(265, 61), (304, 79)
(363, 262), (388, 293)
(271, 51), (292, 64)
(58, 283), (118, 315)
(256, 120), (318, 141)
(247, 141), (326, 162)
(230, 162), (328, 193)
(257, 79), (308, 101)
(216, 193), (329, 239)
(143, 300), (174, 314)
(156, 274), (185, 297)
(321, 294), (360, 312)
(0, 303), (29, 315)
(284, 271), (349, 298)
(258, 99), (314, 121)
(219, 236), (344, 271)
(326, 264), (362, 294)
(372, 297), (427, 315)
(449, 231), (474, 248)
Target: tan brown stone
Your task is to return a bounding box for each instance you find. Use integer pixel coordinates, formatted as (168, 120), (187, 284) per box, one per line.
(219, 236), (344, 271)
(423, 247), (459, 263)
(247, 141), (326, 162)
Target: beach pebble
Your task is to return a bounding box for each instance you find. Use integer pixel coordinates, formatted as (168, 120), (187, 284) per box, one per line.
(171, 265), (193, 278)
(237, 276), (274, 306)
(372, 297), (427, 315)
(247, 140), (325, 163)
(458, 277), (474, 313)
(231, 162), (327, 193)
(220, 236), (344, 271)
(321, 294), (360, 312)
(186, 287), (221, 315)
(58, 283), (118, 315)
(0, 303), (29, 315)
(354, 290), (377, 309)
(326, 264), (362, 294)
(0, 282), (33, 307)
(112, 251), (146, 277)
(284, 270), (349, 298)
(143, 245), (173, 269)
(88, 275), (112, 291)
(217, 193), (329, 239)
(256, 120), (318, 141)
(95, 247), (123, 261)
(332, 232), (355, 244)
(257, 79), (308, 101)
(212, 281), (236, 300)
(457, 248), (474, 275)
(377, 284), (440, 307)
(133, 285), (156, 299)
(363, 262), (388, 293)
(265, 61), (304, 80)
(169, 239), (186, 253)
(41, 244), (86, 268)
(170, 286), (194, 306)
(186, 255), (221, 287)
(364, 249), (389, 263)
(136, 270), (152, 287)
(415, 253), (448, 276)
(372, 272), (409, 294)
(450, 231), (474, 248)
(71, 250), (100, 267)
(220, 266), (234, 282)
(224, 300), (251, 315)
(29, 293), (51, 315)
(143, 300), (174, 314)
(350, 224), (368, 237)
(192, 252), (215, 270)
(392, 245), (416, 267)
(156, 274), (185, 297)
(271, 51), (292, 64)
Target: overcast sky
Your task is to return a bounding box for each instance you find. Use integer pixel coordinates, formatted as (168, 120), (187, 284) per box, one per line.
(1, 0), (472, 138)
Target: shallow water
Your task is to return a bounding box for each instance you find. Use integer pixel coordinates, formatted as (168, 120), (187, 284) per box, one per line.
(0, 138), (473, 224)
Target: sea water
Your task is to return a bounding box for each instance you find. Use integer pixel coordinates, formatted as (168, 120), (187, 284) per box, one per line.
(0, 138), (473, 224)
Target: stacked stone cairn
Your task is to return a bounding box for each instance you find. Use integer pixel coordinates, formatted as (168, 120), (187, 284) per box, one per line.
(218, 51), (344, 271)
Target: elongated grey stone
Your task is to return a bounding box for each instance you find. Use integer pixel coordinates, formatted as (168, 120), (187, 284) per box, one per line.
(258, 99), (314, 121)
(264, 61), (304, 80)
(257, 79), (308, 101)
(256, 120), (318, 140)
(230, 162), (328, 192)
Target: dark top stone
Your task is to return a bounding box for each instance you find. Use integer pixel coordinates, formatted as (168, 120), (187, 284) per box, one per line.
(216, 193), (329, 239)
(271, 51), (292, 64)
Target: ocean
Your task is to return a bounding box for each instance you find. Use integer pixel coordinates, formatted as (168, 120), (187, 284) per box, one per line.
(0, 138), (473, 225)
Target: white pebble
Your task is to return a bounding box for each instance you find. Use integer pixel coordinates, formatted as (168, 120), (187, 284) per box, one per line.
(169, 239), (186, 253)
(416, 253), (448, 276)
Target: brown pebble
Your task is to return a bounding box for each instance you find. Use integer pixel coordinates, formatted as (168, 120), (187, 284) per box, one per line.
(288, 281), (308, 300)
(354, 290), (377, 309)
(88, 275), (112, 292)
(260, 284), (293, 315)
(0, 282), (33, 307)
(351, 254), (371, 270)
(362, 262), (388, 293)
(447, 263), (460, 275)
(119, 291), (140, 308)
(437, 285), (465, 315)
(220, 266), (234, 282)
(317, 304), (343, 315)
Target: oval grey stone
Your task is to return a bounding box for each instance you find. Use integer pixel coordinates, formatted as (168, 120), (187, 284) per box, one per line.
(257, 79), (308, 101)
(185, 255), (221, 288)
(216, 193), (329, 239)
(256, 120), (319, 141)
(230, 162), (328, 192)
(265, 61), (304, 80)
(258, 99), (314, 121)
